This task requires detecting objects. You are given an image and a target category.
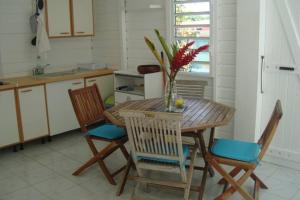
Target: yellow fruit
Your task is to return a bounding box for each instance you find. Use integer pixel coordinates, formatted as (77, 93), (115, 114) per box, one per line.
(175, 98), (185, 108)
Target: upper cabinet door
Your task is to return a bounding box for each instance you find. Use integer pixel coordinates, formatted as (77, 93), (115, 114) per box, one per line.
(71, 0), (94, 36)
(46, 0), (72, 38)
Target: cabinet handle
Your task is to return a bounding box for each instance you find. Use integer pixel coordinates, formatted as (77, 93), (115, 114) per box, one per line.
(88, 79), (96, 83)
(60, 32), (70, 35)
(72, 82), (82, 85)
(76, 31), (85, 34)
(20, 89), (32, 93)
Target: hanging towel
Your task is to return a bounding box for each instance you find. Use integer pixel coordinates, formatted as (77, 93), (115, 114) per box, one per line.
(36, 13), (51, 56)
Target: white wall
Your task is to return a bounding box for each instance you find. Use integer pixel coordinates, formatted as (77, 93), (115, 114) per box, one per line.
(214, 0), (237, 138)
(234, 0), (263, 142)
(125, 0), (166, 70)
(92, 0), (122, 68)
(0, 0), (93, 77)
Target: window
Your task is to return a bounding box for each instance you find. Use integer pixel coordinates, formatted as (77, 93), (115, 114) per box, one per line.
(172, 0), (211, 74)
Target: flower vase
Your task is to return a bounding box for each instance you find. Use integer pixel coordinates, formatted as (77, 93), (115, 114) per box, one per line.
(165, 80), (177, 112)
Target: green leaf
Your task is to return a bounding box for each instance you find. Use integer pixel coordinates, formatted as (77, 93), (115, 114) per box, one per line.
(144, 37), (170, 78)
(154, 29), (173, 66)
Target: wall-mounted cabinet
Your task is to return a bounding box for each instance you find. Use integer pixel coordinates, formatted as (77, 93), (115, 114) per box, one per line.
(45, 0), (94, 38)
(72, 0), (94, 36)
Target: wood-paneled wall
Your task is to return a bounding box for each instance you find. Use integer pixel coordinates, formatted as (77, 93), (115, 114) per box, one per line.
(214, 0), (237, 138)
(92, 0), (122, 68)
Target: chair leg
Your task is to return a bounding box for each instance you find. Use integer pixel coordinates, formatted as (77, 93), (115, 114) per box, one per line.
(184, 146), (197, 200)
(74, 136), (119, 185)
(250, 172), (268, 189)
(254, 180), (260, 200)
(117, 156), (133, 196)
(120, 144), (130, 160)
(218, 167), (242, 185)
(209, 159), (254, 200)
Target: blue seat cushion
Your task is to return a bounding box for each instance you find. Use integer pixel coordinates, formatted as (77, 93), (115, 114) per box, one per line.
(88, 124), (125, 140)
(211, 138), (261, 163)
(137, 145), (190, 165)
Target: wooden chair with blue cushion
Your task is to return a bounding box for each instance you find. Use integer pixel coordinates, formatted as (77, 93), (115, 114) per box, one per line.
(118, 110), (198, 200)
(68, 84), (129, 185)
(206, 100), (283, 200)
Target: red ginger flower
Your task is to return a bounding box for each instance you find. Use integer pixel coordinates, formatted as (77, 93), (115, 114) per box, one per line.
(171, 44), (209, 77)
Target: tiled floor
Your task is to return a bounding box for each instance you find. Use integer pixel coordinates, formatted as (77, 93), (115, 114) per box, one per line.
(0, 131), (299, 200)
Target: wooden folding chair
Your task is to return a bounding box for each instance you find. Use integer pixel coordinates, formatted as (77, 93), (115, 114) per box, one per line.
(118, 110), (198, 200)
(68, 84), (129, 185)
(206, 100), (283, 200)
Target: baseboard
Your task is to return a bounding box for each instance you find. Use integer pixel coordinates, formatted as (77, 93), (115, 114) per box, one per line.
(264, 147), (300, 171)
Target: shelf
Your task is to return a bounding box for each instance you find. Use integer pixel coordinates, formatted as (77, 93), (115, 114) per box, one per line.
(115, 90), (144, 96)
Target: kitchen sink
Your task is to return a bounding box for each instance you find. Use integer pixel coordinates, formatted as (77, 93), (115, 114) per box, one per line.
(33, 68), (92, 78)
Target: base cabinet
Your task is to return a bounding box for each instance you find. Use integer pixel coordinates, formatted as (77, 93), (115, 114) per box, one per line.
(46, 79), (84, 136)
(0, 90), (19, 147)
(85, 74), (114, 101)
(18, 86), (48, 141)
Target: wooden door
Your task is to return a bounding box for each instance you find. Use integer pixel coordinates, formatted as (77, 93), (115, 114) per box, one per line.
(46, 0), (72, 37)
(260, 0), (300, 163)
(0, 90), (19, 147)
(18, 86), (48, 141)
(46, 79), (84, 136)
(71, 0), (94, 36)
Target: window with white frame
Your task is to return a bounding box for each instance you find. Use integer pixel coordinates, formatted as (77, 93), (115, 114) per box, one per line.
(172, 0), (211, 74)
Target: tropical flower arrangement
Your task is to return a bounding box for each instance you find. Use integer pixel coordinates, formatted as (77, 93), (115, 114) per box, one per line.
(144, 29), (209, 111)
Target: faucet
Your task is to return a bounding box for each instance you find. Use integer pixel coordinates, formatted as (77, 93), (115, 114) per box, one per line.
(32, 64), (50, 76)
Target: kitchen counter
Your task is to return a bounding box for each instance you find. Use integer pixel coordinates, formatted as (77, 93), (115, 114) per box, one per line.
(0, 68), (114, 91)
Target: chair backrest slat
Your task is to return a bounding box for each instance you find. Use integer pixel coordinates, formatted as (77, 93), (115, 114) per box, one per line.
(68, 85), (105, 132)
(120, 110), (183, 162)
(176, 80), (207, 99)
(258, 100), (283, 160)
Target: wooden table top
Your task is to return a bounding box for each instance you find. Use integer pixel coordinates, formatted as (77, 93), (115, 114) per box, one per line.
(104, 98), (235, 133)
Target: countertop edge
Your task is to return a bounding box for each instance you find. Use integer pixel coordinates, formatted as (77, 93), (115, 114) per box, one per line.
(0, 68), (115, 91)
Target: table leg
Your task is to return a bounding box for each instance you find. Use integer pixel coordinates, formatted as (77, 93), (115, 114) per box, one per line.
(208, 128), (216, 177)
(197, 131), (209, 200)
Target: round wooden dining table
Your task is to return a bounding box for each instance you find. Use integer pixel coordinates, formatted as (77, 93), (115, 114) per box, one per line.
(104, 98), (235, 200)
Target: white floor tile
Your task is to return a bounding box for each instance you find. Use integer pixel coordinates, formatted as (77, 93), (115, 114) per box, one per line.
(0, 131), (299, 200)
(0, 175), (28, 196)
(49, 185), (97, 200)
(290, 189), (300, 200)
(0, 187), (49, 200)
(32, 175), (76, 197)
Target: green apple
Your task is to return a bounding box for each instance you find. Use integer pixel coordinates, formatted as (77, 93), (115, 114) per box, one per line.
(175, 98), (185, 108)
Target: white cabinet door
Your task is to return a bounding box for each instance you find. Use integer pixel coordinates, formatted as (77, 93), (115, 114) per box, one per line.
(0, 90), (19, 147)
(85, 75), (114, 101)
(46, 79), (84, 136)
(72, 0), (94, 36)
(46, 0), (72, 37)
(18, 86), (48, 141)
(115, 92), (144, 105)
